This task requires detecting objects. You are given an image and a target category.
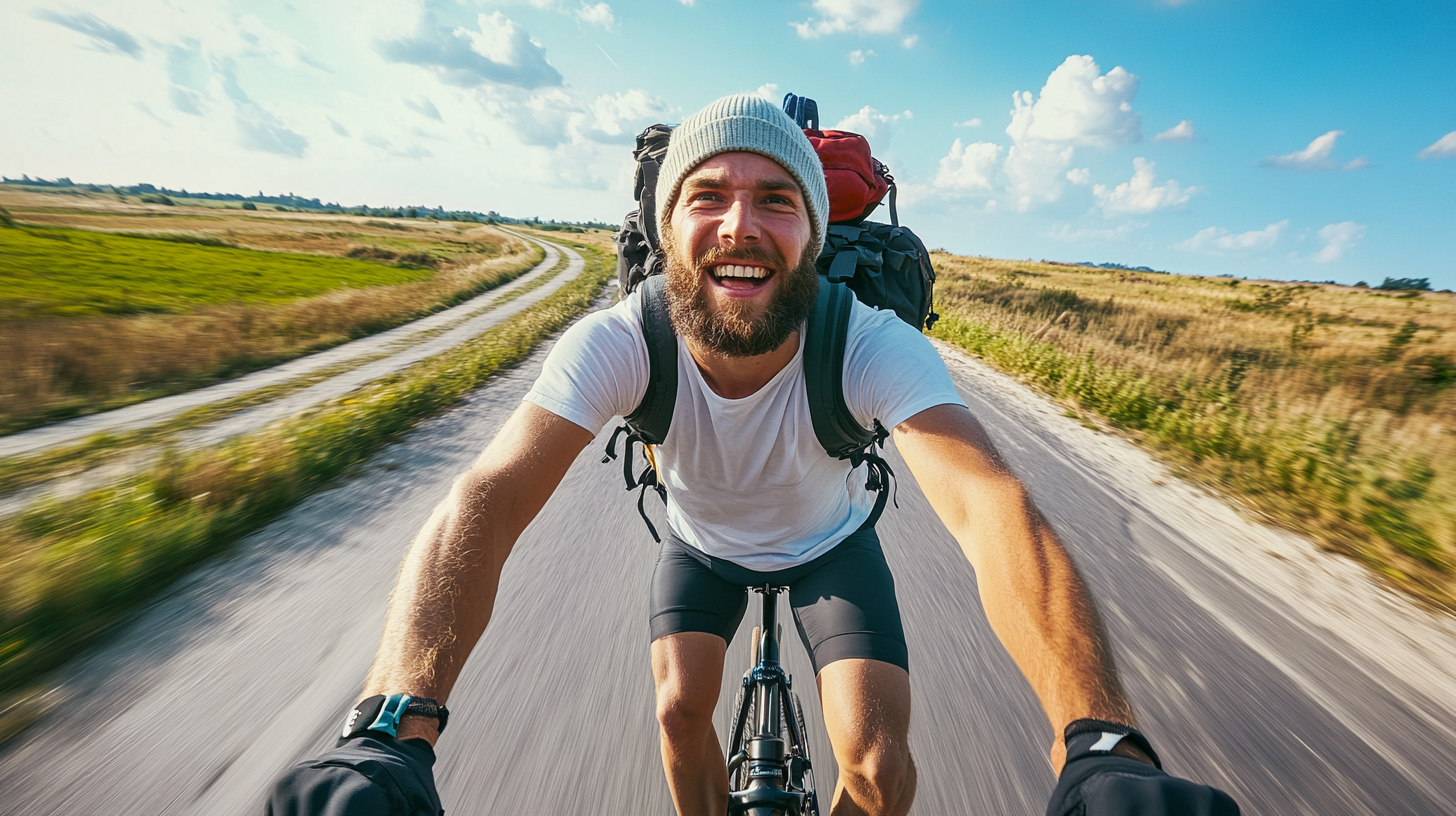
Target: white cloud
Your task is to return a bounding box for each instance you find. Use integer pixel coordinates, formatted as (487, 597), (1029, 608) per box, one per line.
(848, 49), (877, 65)
(1417, 131), (1456, 159)
(1006, 55), (1141, 149)
(1004, 142), (1075, 210)
(749, 83), (780, 101)
(1154, 120), (1196, 143)
(1175, 220), (1288, 254)
(582, 89), (674, 141)
(793, 0), (920, 38)
(376, 11), (562, 90)
(902, 34), (919, 48)
(1263, 130), (1365, 171)
(932, 139), (1004, 196)
(834, 106), (910, 145)
(576, 3), (618, 30)
(1312, 221), (1365, 262)
(1093, 158), (1198, 215)
(926, 54), (1153, 211)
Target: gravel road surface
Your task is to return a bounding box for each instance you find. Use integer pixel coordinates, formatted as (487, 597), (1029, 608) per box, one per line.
(2, 308), (1453, 815)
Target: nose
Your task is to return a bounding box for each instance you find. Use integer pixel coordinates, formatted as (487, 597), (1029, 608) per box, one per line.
(717, 192), (760, 248)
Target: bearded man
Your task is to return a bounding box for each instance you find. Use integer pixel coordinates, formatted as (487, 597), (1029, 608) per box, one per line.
(269, 95), (1238, 816)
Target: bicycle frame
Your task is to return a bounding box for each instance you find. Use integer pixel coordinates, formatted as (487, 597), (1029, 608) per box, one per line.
(725, 585), (820, 816)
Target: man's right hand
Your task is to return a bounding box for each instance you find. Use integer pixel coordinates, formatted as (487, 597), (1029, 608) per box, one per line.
(266, 735), (442, 816)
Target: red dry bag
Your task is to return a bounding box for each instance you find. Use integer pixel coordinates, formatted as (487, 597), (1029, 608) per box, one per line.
(804, 129), (892, 225)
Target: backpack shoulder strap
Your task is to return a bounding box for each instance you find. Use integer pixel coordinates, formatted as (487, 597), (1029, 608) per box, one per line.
(624, 274), (677, 445)
(803, 281), (875, 457)
(804, 281), (897, 528)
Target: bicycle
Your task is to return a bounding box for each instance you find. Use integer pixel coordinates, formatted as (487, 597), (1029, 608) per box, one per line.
(725, 584), (821, 816)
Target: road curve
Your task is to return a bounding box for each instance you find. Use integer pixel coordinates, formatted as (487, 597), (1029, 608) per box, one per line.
(0, 235), (581, 519)
(0, 229), (560, 461)
(1, 306), (1454, 815)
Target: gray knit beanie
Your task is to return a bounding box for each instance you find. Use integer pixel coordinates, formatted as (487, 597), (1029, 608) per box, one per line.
(656, 93), (829, 256)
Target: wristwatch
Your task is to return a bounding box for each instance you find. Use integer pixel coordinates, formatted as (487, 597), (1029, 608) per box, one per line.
(1063, 718), (1161, 769)
(339, 694), (450, 744)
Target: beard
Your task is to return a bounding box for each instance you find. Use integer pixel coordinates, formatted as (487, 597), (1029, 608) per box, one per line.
(660, 231), (820, 358)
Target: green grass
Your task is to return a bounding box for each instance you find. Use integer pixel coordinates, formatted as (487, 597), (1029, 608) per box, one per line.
(0, 245), (613, 696)
(928, 256), (1455, 610)
(0, 225), (433, 319)
(0, 237), (567, 493)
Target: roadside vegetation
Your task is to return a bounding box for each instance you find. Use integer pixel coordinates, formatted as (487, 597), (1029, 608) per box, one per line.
(0, 237), (613, 697)
(928, 254), (1455, 608)
(0, 188), (540, 433)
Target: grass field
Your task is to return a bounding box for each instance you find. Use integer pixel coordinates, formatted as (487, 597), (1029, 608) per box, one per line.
(928, 254), (1455, 608)
(0, 234), (614, 699)
(0, 188), (550, 433)
(0, 225), (434, 319)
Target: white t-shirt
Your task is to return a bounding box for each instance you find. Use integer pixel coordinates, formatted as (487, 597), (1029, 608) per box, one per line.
(524, 289), (965, 569)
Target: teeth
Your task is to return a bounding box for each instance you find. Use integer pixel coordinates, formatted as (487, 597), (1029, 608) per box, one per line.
(714, 264), (768, 279)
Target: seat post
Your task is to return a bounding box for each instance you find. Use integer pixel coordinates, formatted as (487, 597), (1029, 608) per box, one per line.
(758, 585), (780, 666)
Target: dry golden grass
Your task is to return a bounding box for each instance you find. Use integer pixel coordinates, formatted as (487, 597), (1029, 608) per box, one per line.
(930, 253), (1455, 607)
(0, 189), (539, 432)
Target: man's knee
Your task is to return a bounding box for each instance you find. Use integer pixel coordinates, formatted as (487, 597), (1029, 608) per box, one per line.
(654, 675), (716, 738)
(840, 743), (915, 807)
(651, 632), (724, 741)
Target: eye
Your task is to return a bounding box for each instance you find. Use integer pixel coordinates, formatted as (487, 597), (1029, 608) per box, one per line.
(762, 194), (794, 206)
(690, 191), (724, 204)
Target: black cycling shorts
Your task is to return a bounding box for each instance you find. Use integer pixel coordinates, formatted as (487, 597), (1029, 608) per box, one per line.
(649, 525), (908, 674)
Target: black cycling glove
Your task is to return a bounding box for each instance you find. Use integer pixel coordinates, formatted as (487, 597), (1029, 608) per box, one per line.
(1046, 720), (1239, 816)
(266, 736), (443, 816)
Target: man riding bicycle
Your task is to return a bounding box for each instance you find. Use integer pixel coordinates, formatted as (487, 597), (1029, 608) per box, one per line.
(269, 95), (1237, 816)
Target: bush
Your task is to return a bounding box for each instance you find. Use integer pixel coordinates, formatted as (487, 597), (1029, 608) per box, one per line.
(241, 201), (257, 211)
(0, 206), (13, 227)
(394, 251), (437, 268)
(346, 245), (399, 261)
(1376, 277), (1431, 291)
(139, 193), (175, 206)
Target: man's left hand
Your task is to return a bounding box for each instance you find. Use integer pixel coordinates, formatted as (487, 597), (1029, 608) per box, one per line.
(1047, 727), (1239, 816)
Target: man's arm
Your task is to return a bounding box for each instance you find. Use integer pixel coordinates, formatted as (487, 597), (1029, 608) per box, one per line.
(362, 402), (595, 744)
(892, 403), (1144, 772)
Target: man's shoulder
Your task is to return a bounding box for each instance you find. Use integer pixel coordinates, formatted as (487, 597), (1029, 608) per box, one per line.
(844, 297), (930, 347)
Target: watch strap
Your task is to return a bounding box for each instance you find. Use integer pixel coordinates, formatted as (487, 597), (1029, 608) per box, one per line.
(1063, 718), (1162, 770)
(339, 694), (450, 746)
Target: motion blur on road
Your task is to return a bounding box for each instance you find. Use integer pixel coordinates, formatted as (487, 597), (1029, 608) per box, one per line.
(2, 312), (1454, 816)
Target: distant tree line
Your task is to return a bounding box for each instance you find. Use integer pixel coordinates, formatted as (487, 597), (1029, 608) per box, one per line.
(0, 175), (618, 231)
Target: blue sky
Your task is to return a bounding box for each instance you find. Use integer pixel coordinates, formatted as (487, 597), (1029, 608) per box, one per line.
(3, 0), (1453, 287)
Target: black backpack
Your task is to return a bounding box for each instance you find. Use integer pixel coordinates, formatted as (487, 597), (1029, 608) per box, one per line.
(604, 95), (938, 540)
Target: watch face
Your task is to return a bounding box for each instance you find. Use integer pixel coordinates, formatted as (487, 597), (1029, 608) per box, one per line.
(342, 708), (362, 738)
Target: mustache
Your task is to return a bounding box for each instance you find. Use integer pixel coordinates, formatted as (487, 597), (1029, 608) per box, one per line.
(693, 244), (787, 273)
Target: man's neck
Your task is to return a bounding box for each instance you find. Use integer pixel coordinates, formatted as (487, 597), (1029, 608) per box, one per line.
(685, 330), (801, 400)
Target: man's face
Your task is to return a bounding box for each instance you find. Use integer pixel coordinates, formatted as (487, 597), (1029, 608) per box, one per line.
(662, 152), (819, 358)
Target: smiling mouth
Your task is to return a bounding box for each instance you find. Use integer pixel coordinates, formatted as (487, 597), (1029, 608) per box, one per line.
(708, 263), (773, 290)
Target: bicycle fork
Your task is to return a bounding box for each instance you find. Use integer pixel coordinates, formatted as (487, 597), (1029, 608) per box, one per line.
(727, 586), (819, 816)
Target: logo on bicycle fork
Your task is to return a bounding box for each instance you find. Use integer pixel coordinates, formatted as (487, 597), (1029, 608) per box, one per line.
(749, 762), (785, 780)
